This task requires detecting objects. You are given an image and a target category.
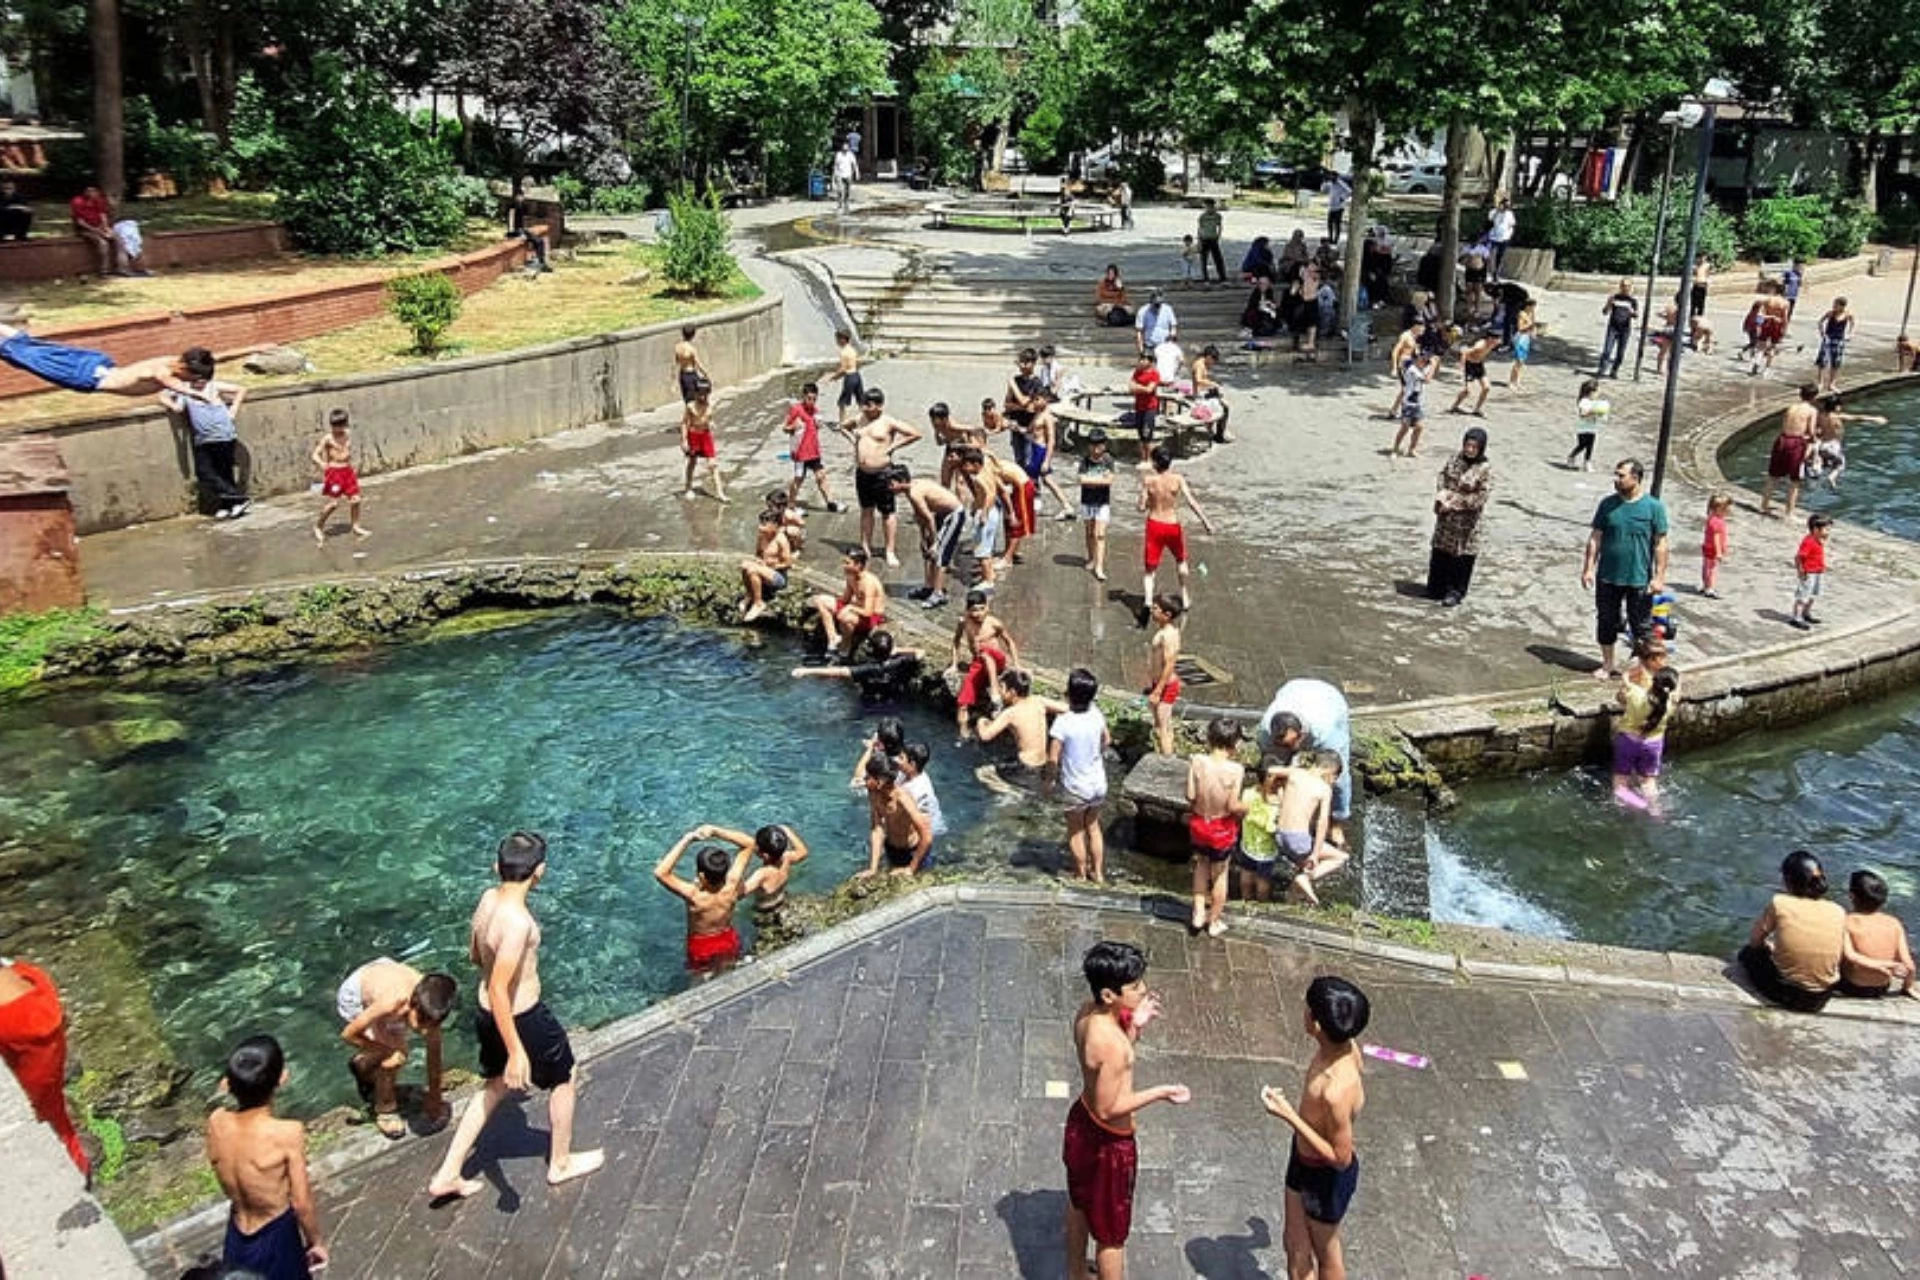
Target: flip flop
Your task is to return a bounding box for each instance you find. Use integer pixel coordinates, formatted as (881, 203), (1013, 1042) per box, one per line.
(374, 1112), (407, 1140)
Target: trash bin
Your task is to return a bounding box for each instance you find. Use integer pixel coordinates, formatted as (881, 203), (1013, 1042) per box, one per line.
(808, 170), (827, 200)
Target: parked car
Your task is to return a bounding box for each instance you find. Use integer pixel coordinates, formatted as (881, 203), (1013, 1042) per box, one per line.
(1384, 162), (1491, 197)
(1251, 159), (1333, 190)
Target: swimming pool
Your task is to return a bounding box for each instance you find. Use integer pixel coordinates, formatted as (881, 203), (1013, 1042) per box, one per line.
(1718, 380), (1920, 543)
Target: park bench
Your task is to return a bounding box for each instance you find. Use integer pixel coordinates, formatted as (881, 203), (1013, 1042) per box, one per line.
(927, 200), (1116, 233)
(1758, 261), (1793, 286)
(1182, 178), (1237, 206)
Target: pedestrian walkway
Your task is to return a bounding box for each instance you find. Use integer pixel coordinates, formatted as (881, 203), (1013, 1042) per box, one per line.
(135, 896), (1920, 1277)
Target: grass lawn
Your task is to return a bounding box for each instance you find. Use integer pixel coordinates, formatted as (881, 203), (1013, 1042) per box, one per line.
(2, 240), (759, 425)
(14, 189), (280, 236)
(11, 216), (500, 327)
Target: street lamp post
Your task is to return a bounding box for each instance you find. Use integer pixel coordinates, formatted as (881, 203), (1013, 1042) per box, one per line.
(1633, 123), (1682, 382)
(677, 15), (704, 184)
(1651, 83), (1733, 499)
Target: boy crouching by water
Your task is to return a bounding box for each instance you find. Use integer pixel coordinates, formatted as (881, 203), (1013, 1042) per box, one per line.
(655, 825), (756, 971)
(1272, 751), (1350, 905)
(207, 1034), (327, 1278)
(338, 958), (456, 1139)
(1263, 976), (1369, 1280)
(1064, 941), (1188, 1280)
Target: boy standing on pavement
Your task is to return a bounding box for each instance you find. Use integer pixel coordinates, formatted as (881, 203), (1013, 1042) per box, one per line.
(1195, 200), (1226, 284)
(1139, 445), (1215, 614)
(426, 832), (603, 1199)
(849, 387), (922, 567)
(312, 409), (371, 545)
(896, 464), (967, 609)
(162, 347), (251, 519)
(207, 1035), (327, 1278)
(1262, 976), (1370, 1280)
(1064, 941), (1189, 1280)
(1050, 668), (1112, 882)
(1187, 718), (1247, 937)
(1145, 594), (1184, 754)
(784, 381), (843, 511)
(1790, 513), (1833, 630)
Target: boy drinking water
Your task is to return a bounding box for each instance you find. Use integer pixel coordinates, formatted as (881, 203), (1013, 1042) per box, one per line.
(207, 1034), (327, 1278)
(653, 825), (756, 970)
(312, 408), (370, 545)
(1063, 941), (1189, 1280)
(1263, 976), (1370, 1280)
(1187, 717), (1247, 937)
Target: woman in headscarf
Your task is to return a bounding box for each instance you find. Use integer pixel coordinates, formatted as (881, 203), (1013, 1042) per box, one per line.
(1427, 427), (1492, 606)
(1242, 277), (1281, 337)
(1239, 236), (1276, 282)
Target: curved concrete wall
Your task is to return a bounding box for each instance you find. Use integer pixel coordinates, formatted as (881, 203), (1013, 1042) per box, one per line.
(39, 295), (782, 534)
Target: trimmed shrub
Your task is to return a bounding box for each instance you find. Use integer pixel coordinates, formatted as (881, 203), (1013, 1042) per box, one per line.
(1740, 194), (1825, 262)
(448, 174), (497, 218)
(660, 187), (733, 294)
(386, 272), (463, 353)
(1820, 192), (1874, 259)
(589, 183), (654, 215)
(1876, 200), (1920, 247)
(1514, 185), (1737, 275)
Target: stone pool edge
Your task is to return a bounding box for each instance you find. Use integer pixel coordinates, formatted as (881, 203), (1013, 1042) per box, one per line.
(125, 878), (1920, 1274)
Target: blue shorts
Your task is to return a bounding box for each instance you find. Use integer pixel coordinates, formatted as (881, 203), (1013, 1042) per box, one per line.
(1023, 443), (1050, 480)
(1, 333), (115, 392)
(1287, 1145), (1359, 1224)
(1513, 335), (1532, 362)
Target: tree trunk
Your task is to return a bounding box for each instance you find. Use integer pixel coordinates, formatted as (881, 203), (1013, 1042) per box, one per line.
(1338, 99), (1375, 330)
(1863, 130), (1882, 214)
(1619, 117), (1644, 196)
(213, 16), (236, 141)
(1437, 110), (1467, 322)
(89, 0), (125, 200)
(1741, 121), (1757, 203)
(1529, 133), (1564, 200)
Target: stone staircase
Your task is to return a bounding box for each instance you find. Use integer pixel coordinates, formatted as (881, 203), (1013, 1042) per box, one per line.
(829, 270), (1264, 370)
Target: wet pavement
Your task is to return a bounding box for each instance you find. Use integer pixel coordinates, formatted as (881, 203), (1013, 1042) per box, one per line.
(73, 192), (1920, 709)
(137, 897), (1920, 1278)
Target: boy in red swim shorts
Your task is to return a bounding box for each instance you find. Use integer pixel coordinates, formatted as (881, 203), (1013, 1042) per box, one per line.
(312, 408), (370, 546)
(1065, 940), (1188, 1280)
(1145, 594), (1184, 754)
(1137, 445), (1214, 616)
(653, 824), (755, 972)
(949, 588), (1021, 740)
(1187, 718), (1247, 937)
(680, 381), (730, 504)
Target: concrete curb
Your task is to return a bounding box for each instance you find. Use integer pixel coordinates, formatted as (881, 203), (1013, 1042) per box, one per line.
(0, 1068), (143, 1278)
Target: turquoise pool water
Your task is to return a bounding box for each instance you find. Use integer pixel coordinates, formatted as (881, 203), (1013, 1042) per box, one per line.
(1719, 381), (1920, 542)
(0, 613), (999, 1114)
(1427, 688), (1920, 956)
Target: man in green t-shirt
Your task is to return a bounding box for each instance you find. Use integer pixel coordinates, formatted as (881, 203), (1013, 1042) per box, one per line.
(1196, 200), (1226, 285)
(1580, 457), (1669, 680)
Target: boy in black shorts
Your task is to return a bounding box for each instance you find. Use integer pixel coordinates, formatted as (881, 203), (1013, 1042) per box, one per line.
(1262, 976), (1369, 1280)
(427, 832), (602, 1199)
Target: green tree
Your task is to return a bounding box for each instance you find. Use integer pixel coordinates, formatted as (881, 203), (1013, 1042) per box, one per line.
(612, 0), (890, 194)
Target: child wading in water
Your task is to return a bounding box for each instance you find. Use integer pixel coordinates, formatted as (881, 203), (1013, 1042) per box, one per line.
(1187, 718), (1247, 937)
(1063, 941), (1189, 1280)
(1700, 493), (1731, 599)
(653, 825), (755, 971)
(1145, 595), (1184, 754)
(1263, 976), (1370, 1280)
(1612, 637), (1678, 811)
(207, 1035), (328, 1278)
(312, 408), (371, 544)
(1272, 750), (1350, 904)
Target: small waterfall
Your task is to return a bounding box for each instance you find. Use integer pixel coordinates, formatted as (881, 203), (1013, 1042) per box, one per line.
(1425, 822), (1572, 938)
(1352, 792), (1433, 919)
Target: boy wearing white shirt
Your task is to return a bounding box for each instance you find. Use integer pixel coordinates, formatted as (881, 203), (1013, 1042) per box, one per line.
(1049, 668), (1112, 883)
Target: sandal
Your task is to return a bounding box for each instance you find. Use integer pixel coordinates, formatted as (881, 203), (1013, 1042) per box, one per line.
(374, 1111), (407, 1140)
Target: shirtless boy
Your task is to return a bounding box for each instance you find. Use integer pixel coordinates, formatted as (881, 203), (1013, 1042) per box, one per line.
(337, 959), (456, 1138)
(1139, 445), (1214, 613)
(699, 824), (810, 922)
(784, 382), (843, 511)
(825, 328), (864, 426)
(929, 401), (985, 491)
(427, 832), (602, 1199)
(895, 464), (967, 610)
(1063, 941), (1189, 1280)
(1145, 594), (1184, 754)
(856, 753), (934, 877)
(850, 387), (923, 566)
(0, 324), (202, 397)
(681, 382), (729, 503)
(810, 547), (889, 657)
(975, 668), (1066, 794)
(950, 587), (1021, 740)
(312, 408), (371, 545)
(1187, 718), (1248, 937)
(654, 825), (756, 970)
(1761, 384), (1820, 519)
(1808, 393), (1888, 491)
(673, 324), (709, 402)
(956, 446), (1008, 592)
(740, 508), (796, 622)
(1262, 976), (1370, 1280)
(207, 1035), (327, 1278)
(1271, 751), (1351, 905)
(1449, 333), (1498, 417)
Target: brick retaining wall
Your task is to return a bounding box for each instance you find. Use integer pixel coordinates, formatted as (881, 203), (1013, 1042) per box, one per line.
(0, 232), (536, 400)
(0, 220), (290, 285)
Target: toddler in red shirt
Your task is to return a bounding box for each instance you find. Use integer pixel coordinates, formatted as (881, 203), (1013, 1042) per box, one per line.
(1700, 493), (1731, 598)
(1129, 352), (1161, 444)
(1790, 513), (1832, 630)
